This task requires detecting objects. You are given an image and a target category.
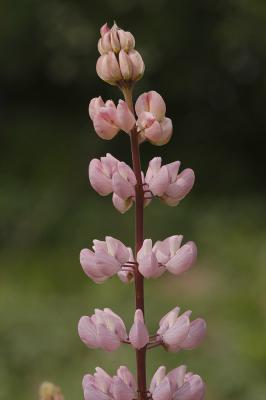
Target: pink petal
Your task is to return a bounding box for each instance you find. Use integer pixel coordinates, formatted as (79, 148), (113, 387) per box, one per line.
(180, 319), (207, 349)
(111, 376), (135, 400)
(97, 324), (121, 352)
(149, 165), (169, 196)
(148, 91), (166, 120)
(112, 193), (133, 214)
(78, 316), (98, 348)
(150, 366), (167, 393)
(117, 100), (136, 133)
(174, 375), (205, 400)
(135, 92), (149, 116)
(167, 365), (187, 393)
(162, 316), (190, 349)
(165, 242), (197, 275)
(166, 169), (195, 199)
(89, 97), (105, 120)
(89, 159), (113, 195)
(152, 377), (172, 400)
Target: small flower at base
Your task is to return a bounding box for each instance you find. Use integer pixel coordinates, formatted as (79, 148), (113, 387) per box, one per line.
(80, 236), (131, 283)
(157, 307), (207, 352)
(135, 91), (173, 145)
(150, 366), (205, 400)
(129, 309), (149, 349)
(78, 308), (128, 352)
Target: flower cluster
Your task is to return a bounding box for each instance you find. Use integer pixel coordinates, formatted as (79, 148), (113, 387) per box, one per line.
(82, 365), (205, 400)
(79, 22), (207, 400)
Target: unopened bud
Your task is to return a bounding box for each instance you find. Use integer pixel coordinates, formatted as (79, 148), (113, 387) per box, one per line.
(39, 382), (64, 400)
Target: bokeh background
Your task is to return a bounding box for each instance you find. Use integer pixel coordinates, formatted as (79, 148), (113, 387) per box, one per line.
(1, 0), (266, 399)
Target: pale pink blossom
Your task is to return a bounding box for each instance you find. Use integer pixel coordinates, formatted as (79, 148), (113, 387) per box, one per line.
(145, 157), (195, 206)
(153, 235), (197, 276)
(129, 309), (149, 349)
(78, 308), (128, 352)
(135, 91), (173, 145)
(82, 366), (137, 400)
(150, 366), (205, 400)
(89, 97), (135, 139)
(157, 307), (206, 352)
(80, 236), (131, 283)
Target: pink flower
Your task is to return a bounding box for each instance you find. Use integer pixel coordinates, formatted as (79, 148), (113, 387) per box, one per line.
(82, 366), (137, 400)
(129, 309), (149, 349)
(153, 235), (197, 276)
(145, 157), (195, 206)
(89, 97), (135, 139)
(150, 366), (205, 400)
(80, 236), (131, 283)
(157, 307), (207, 352)
(78, 308), (128, 352)
(135, 91), (173, 145)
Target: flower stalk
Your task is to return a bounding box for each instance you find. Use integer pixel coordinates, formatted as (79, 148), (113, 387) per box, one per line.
(123, 86), (147, 399)
(78, 22), (207, 400)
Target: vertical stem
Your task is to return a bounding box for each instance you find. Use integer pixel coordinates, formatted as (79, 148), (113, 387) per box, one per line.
(122, 86), (147, 400)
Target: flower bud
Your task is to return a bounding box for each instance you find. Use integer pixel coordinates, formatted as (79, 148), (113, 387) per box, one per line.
(129, 309), (149, 349)
(96, 52), (122, 85)
(98, 23), (135, 55)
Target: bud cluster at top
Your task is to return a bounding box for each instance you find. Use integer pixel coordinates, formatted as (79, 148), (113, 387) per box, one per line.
(96, 23), (145, 86)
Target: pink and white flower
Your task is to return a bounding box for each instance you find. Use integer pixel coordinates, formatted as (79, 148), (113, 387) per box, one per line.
(78, 308), (128, 352)
(145, 157), (195, 206)
(157, 307), (207, 352)
(80, 236), (131, 283)
(135, 91), (173, 145)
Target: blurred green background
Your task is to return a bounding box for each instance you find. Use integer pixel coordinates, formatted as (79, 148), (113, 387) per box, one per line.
(1, 0), (266, 399)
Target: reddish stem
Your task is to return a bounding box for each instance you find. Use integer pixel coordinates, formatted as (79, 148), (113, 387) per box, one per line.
(123, 86), (147, 400)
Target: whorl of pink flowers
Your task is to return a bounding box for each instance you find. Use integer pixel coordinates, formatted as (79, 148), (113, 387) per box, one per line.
(79, 22), (207, 400)
(89, 154), (195, 213)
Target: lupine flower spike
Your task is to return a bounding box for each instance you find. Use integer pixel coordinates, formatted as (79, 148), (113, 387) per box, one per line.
(78, 22), (207, 400)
